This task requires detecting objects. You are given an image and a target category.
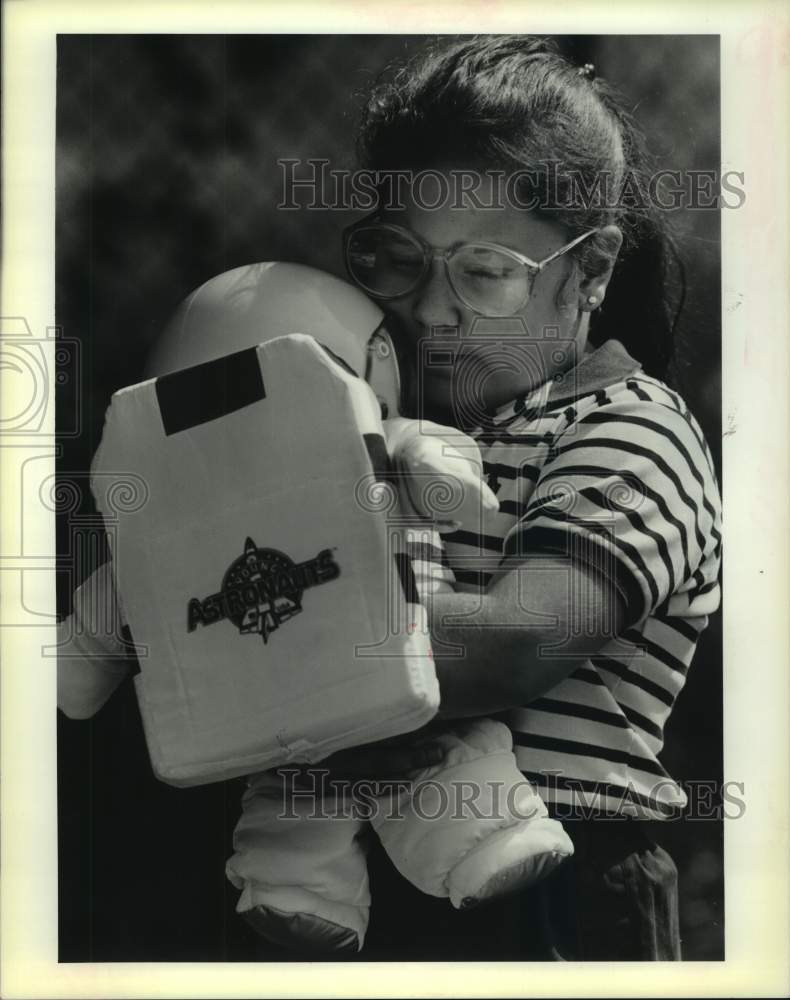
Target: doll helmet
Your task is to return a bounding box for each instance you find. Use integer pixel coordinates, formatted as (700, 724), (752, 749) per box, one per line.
(144, 262), (402, 417)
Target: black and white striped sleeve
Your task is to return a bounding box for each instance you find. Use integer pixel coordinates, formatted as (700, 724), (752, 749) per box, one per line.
(502, 399), (722, 626)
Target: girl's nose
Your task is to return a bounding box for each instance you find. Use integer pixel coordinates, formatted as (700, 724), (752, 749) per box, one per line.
(411, 259), (462, 332)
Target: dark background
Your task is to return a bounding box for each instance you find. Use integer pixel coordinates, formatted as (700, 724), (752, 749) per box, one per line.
(56, 34), (723, 961)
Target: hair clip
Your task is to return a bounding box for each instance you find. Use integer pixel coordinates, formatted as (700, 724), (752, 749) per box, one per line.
(577, 62), (596, 80)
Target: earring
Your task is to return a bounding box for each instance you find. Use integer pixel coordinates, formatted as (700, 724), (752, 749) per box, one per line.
(587, 295), (598, 305)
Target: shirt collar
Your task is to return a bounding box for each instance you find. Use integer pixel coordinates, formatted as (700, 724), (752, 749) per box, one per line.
(488, 339), (642, 423)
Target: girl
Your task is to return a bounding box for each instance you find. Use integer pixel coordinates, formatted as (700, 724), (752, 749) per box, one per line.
(304, 35), (722, 961)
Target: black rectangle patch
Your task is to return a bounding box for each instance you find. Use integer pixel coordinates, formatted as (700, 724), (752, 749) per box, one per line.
(394, 552), (420, 606)
(155, 347), (266, 436)
(363, 432), (390, 481)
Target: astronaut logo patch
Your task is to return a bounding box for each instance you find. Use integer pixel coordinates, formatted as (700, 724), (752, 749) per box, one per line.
(187, 537), (340, 644)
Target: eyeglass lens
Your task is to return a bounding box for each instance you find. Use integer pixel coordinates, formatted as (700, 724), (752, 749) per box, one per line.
(346, 226), (532, 316)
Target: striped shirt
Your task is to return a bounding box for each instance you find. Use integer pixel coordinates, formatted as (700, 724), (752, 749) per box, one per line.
(437, 339), (722, 821)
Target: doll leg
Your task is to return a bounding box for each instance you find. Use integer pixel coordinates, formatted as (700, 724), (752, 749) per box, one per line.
(371, 717), (573, 909)
(226, 769), (370, 953)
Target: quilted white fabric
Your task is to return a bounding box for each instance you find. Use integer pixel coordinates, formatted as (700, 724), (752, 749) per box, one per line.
(91, 334), (440, 785)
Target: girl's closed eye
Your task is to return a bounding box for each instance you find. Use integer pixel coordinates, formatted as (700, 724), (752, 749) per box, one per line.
(457, 257), (519, 281)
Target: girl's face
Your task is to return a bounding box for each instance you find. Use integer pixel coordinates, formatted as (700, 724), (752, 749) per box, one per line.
(379, 175), (594, 427)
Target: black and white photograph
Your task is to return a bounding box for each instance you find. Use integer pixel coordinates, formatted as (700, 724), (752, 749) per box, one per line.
(2, 2), (789, 997)
(55, 29), (725, 962)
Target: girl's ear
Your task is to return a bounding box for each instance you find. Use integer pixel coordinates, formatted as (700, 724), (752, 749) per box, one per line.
(579, 225), (623, 310)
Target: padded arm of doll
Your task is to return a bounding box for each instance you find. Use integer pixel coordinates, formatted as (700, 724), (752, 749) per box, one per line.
(57, 561), (135, 719)
(382, 418), (499, 531)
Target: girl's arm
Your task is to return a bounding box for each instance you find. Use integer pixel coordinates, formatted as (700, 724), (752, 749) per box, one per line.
(430, 552), (626, 719)
(311, 552), (626, 779)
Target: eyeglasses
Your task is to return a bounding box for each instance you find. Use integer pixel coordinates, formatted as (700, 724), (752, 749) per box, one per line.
(343, 218), (599, 318)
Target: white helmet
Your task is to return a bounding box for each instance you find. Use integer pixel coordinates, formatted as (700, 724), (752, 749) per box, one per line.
(144, 262), (402, 417)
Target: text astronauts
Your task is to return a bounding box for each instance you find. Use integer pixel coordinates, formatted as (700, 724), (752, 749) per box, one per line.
(187, 537), (340, 643)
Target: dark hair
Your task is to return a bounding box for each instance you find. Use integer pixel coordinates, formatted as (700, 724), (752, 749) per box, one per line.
(356, 35), (686, 382)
